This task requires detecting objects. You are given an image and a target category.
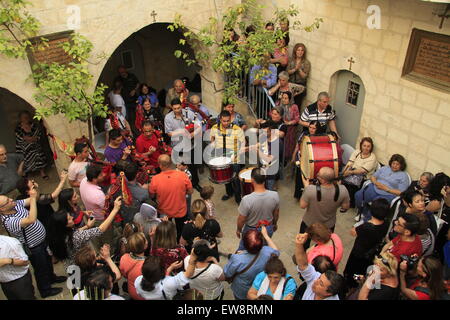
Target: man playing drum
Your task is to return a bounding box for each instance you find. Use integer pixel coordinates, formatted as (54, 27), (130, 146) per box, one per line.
(209, 110), (246, 204)
(299, 92), (340, 139)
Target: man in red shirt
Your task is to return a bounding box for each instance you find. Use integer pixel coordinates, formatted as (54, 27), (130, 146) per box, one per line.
(383, 214), (423, 261)
(149, 154), (193, 240)
(135, 120), (161, 168)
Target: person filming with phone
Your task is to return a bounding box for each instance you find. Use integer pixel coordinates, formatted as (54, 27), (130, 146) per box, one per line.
(47, 196), (123, 267)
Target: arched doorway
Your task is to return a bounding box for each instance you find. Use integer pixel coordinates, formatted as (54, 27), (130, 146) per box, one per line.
(0, 88), (54, 165)
(331, 70), (366, 147)
(94, 22), (200, 137)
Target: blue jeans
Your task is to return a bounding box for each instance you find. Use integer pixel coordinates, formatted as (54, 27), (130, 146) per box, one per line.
(237, 224), (274, 252)
(355, 184), (396, 222)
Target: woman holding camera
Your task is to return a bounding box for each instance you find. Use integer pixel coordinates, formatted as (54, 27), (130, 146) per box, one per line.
(399, 255), (446, 300)
(47, 196), (122, 266)
(357, 252), (399, 300)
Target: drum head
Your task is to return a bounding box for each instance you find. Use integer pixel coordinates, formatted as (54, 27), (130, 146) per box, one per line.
(208, 157), (232, 167)
(239, 167), (254, 182)
(300, 136), (313, 179)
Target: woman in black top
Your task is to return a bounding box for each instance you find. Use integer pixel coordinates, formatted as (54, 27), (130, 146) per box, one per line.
(180, 199), (222, 260)
(344, 198), (389, 290)
(358, 252), (399, 300)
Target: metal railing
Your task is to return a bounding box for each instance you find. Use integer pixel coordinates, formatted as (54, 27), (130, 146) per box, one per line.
(236, 71), (275, 120)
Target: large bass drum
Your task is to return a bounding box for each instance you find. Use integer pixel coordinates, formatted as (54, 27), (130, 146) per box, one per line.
(300, 134), (339, 180)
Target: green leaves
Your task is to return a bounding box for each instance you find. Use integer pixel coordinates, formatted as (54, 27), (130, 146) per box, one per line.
(166, 0), (323, 103)
(31, 33), (108, 122)
(0, 0), (41, 59)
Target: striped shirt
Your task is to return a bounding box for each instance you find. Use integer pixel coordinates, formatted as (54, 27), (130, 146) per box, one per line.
(300, 102), (336, 134)
(0, 235), (29, 283)
(0, 200), (46, 248)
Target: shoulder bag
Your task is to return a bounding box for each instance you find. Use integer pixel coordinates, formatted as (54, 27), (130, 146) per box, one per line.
(225, 251), (261, 283)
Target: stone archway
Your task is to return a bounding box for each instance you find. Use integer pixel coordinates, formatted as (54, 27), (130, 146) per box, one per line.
(0, 87), (53, 166)
(97, 23), (200, 96)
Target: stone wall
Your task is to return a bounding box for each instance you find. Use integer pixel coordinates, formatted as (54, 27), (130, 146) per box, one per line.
(1, 0), (448, 178)
(0, 0), (241, 172)
(277, 0), (449, 178)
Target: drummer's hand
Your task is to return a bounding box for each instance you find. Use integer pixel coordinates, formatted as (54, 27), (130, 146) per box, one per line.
(236, 230), (241, 239)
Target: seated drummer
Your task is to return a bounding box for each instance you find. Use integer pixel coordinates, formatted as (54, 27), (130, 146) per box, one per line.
(292, 121), (318, 199)
(299, 91), (340, 139)
(135, 120), (162, 168)
(209, 110), (246, 204)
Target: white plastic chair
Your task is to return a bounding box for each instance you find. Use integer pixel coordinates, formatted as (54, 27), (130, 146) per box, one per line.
(341, 144), (356, 166)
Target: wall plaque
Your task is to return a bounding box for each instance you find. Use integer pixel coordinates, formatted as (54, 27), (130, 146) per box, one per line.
(27, 31), (74, 70)
(402, 28), (450, 92)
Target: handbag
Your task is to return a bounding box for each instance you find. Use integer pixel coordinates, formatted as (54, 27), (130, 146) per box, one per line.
(343, 173), (364, 187)
(225, 251), (261, 283)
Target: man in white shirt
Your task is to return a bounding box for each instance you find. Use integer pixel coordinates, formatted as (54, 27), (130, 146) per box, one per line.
(68, 142), (89, 188)
(108, 80), (126, 118)
(0, 235), (35, 300)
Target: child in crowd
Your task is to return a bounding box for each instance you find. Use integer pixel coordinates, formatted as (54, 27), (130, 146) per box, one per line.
(176, 162), (193, 219)
(200, 185), (216, 219)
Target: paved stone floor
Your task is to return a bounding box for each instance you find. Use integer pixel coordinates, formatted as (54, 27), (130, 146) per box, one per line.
(1, 166), (358, 300)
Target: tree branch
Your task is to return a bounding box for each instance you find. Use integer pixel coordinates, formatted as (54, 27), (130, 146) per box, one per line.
(2, 22), (25, 47)
(199, 73), (224, 93)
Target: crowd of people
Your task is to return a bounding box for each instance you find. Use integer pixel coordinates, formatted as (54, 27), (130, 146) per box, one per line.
(0, 19), (450, 301)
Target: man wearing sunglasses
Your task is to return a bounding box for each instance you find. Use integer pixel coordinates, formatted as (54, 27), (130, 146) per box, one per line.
(383, 214), (423, 262)
(0, 186), (65, 298)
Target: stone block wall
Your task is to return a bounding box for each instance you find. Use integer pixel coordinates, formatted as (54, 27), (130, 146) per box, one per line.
(280, 0), (449, 178)
(0, 0), (241, 172)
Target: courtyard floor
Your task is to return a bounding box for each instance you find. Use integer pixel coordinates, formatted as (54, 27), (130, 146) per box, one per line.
(0, 165), (358, 300)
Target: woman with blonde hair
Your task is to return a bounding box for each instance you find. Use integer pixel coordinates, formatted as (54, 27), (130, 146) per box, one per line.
(357, 252), (399, 300)
(180, 199), (223, 260)
(150, 221), (188, 274)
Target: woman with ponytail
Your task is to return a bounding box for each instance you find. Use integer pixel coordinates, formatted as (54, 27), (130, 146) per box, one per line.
(180, 199), (223, 260)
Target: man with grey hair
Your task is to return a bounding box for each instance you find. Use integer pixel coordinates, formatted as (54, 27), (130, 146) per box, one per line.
(188, 95), (211, 133)
(0, 145), (24, 197)
(299, 92), (340, 138)
(165, 79), (189, 115)
(299, 166), (349, 249)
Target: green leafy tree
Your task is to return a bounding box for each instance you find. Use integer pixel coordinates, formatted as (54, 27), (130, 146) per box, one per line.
(0, 0), (108, 141)
(169, 0), (322, 104)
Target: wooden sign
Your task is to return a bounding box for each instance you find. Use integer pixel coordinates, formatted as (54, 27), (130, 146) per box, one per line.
(402, 28), (450, 93)
(27, 31), (74, 69)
